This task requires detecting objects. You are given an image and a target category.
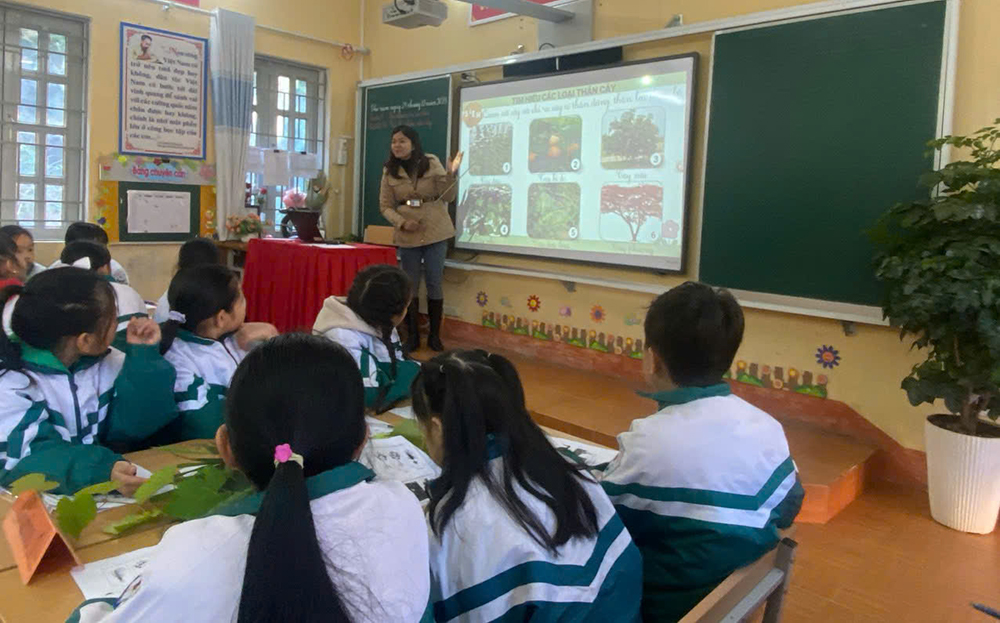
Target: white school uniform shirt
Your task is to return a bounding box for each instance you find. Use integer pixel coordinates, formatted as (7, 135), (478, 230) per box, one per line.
(428, 450), (643, 623)
(78, 467), (431, 623)
(48, 258), (128, 285)
(312, 296), (404, 391)
(110, 281), (147, 331)
(152, 290), (169, 323)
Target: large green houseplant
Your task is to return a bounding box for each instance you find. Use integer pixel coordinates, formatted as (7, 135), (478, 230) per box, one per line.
(873, 120), (1000, 533)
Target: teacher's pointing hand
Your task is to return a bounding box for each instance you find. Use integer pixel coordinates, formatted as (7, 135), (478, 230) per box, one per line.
(449, 151), (464, 175)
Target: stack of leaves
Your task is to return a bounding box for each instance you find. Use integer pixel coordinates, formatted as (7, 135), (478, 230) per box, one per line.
(873, 120), (1000, 435)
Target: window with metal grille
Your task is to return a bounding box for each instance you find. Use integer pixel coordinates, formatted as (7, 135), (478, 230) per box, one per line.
(248, 56), (326, 234)
(0, 4), (86, 239)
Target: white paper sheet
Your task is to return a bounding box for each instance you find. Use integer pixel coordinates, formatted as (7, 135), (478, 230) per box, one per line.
(358, 436), (440, 505)
(547, 435), (619, 468)
(126, 189), (191, 235)
(262, 150), (290, 185)
(388, 406), (415, 420)
(70, 546), (157, 600)
(365, 416), (395, 436)
(289, 151), (321, 177)
(246, 146), (265, 171)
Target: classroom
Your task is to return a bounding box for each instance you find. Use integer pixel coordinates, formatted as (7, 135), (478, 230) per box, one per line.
(0, 0), (998, 621)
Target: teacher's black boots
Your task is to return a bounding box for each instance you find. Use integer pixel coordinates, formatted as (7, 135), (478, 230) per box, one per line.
(404, 307), (420, 353)
(428, 298), (445, 352)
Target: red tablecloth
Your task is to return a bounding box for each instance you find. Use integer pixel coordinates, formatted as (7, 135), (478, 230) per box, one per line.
(242, 239), (397, 333)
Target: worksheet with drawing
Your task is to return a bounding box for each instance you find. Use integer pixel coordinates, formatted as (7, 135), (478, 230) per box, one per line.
(126, 189), (191, 234)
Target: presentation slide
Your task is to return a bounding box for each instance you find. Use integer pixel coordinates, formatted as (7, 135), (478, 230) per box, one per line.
(455, 54), (697, 272)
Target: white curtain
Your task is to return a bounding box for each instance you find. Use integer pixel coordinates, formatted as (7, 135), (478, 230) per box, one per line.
(209, 9), (255, 241)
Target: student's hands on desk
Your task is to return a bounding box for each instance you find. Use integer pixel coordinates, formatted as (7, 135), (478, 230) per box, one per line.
(111, 461), (145, 497)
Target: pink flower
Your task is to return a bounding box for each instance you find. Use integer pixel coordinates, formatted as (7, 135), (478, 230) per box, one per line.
(274, 444), (293, 464)
(282, 189), (307, 209)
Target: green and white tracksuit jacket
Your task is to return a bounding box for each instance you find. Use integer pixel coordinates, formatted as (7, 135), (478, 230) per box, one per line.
(600, 384), (804, 622)
(0, 343), (177, 494)
(428, 446), (643, 623)
(159, 331), (248, 444)
(313, 296), (419, 410)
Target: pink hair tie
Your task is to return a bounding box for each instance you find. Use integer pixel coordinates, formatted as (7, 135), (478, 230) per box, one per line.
(273, 443), (304, 468)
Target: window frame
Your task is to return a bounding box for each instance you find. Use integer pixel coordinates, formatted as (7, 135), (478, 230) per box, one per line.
(0, 2), (87, 240)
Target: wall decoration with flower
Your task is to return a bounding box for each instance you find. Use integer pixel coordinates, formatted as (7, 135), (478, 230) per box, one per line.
(476, 291), (489, 307)
(590, 305), (606, 323)
(527, 294), (542, 312)
(816, 345), (841, 369)
(726, 360), (831, 398)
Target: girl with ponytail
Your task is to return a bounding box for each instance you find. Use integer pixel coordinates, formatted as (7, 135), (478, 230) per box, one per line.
(82, 334), (432, 623)
(0, 268), (177, 495)
(157, 264), (277, 443)
(313, 264), (420, 413)
(413, 350), (643, 623)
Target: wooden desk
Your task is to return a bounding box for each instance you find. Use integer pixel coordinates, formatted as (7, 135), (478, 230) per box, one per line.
(0, 423), (610, 621)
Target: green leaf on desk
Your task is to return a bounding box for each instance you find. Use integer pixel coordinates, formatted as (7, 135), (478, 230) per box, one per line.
(74, 481), (119, 497)
(9, 473), (60, 496)
(55, 493), (97, 539)
(103, 508), (164, 536)
(133, 466), (178, 503)
(163, 469), (233, 521)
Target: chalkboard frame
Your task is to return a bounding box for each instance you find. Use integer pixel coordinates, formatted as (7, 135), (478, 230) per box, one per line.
(117, 181), (200, 242)
(453, 52), (700, 274)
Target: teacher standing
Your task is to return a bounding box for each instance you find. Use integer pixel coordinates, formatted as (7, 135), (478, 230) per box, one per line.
(379, 125), (463, 352)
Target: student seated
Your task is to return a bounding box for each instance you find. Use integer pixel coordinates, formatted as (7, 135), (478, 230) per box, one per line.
(59, 241), (147, 333)
(153, 237), (220, 323)
(157, 264), (277, 442)
(600, 282), (804, 622)
(0, 269), (176, 495)
(413, 350), (643, 623)
(0, 231), (27, 288)
(71, 334), (432, 622)
(58, 222), (129, 285)
(313, 264), (419, 413)
(0, 225), (45, 279)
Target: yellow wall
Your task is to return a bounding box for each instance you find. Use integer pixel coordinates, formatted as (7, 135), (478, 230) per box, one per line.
(363, 0), (1000, 450)
(24, 0), (364, 297)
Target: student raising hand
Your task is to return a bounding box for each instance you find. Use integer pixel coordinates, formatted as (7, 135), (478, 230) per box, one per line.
(126, 317), (161, 345)
(110, 461), (146, 497)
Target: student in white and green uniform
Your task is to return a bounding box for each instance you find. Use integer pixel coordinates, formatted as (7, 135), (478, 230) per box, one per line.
(0, 268), (177, 496)
(69, 335), (432, 623)
(313, 264), (419, 413)
(57, 242), (147, 335)
(601, 283), (804, 622)
(413, 350), (642, 623)
(157, 264), (277, 443)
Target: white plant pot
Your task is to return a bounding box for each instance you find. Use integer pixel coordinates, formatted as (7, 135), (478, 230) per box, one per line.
(925, 416), (1000, 534)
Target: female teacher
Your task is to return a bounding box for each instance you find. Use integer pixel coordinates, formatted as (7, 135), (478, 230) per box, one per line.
(379, 125), (463, 352)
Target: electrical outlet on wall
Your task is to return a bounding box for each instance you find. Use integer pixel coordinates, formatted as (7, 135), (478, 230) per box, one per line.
(335, 137), (351, 165)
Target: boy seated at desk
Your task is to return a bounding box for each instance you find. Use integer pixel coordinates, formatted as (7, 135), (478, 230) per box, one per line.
(601, 282), (804, 622)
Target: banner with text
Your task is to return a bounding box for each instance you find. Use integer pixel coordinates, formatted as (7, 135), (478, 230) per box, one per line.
(119, 23), (208, 159)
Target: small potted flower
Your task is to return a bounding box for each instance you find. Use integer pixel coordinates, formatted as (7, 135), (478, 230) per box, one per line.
(278, 188), (322, 241)
(226, 212), (264, 242)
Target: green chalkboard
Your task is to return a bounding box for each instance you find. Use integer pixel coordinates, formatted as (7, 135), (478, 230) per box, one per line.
(699, 1), (945, 306)
(359, 76), (452, 230)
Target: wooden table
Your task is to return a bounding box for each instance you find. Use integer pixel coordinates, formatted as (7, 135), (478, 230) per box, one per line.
(0, 423), (609, 621)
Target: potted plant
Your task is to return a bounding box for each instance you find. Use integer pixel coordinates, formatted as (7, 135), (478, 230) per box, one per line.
(873, 120), (1000, 534)
(225, 212), (264, 242)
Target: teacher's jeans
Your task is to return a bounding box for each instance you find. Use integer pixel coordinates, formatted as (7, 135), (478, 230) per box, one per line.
(399, 240), (447, 299)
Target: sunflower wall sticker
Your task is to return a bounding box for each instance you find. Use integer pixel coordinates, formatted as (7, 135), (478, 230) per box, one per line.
(476, 291), (489, 307)
(816, 345), (841, 369)
(527, 294), (541, 312)
(590, 305), (606, 323)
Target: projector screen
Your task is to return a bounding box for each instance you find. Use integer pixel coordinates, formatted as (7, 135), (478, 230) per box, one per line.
(455, 54), (697, 272)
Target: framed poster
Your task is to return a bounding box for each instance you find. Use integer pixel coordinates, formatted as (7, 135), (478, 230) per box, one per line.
(468, 0), (574, 26)
(119, 23), (208, 159)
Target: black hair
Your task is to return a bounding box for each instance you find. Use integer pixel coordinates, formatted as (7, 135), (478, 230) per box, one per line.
(65, 222), (109, 246)
(345, 264), (412, 413)
(384, 125), (430, 180)
(141, 34), (152, 42)
(412, 350), (599, 553)
(0, 268), (116, 371)
(0, 232), (20, 279)
(228, 333), (366, 623)
(60, 241), (111, 273)
(644, 281), (745, 387)
(1, 225), (31, 241)
(176, 237), (220, 272)
(160, 264), (241, 354)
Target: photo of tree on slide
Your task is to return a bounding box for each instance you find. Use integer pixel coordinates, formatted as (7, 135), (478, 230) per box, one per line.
(599, 183), (663, 242)
(601, 108), (666, 169)
(459, 184), (512, 240)
(527, 183), (580, 240)
(469, 122), (513, 176)
(528, 117), (582, 173)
